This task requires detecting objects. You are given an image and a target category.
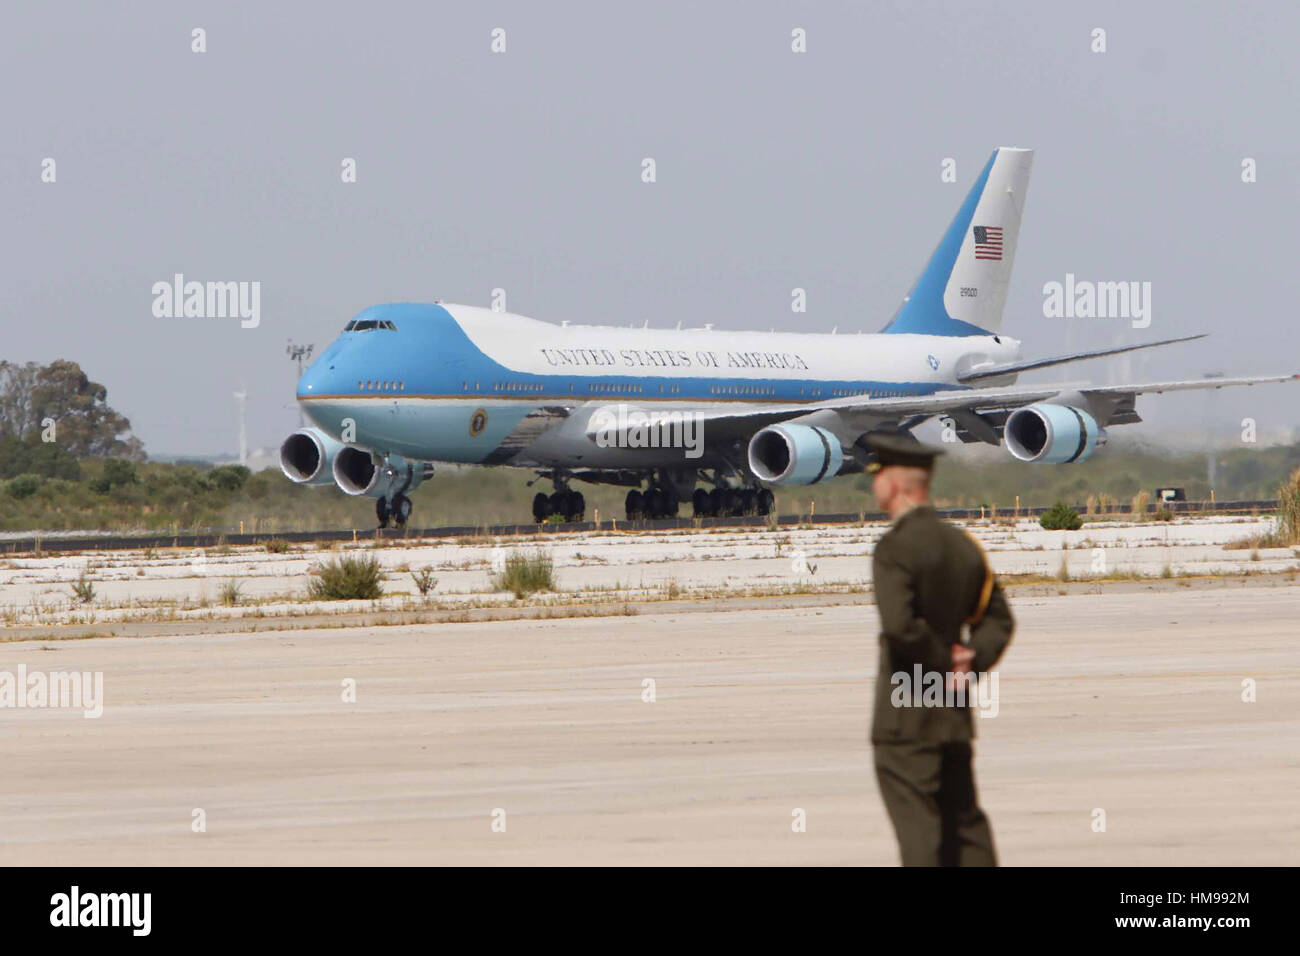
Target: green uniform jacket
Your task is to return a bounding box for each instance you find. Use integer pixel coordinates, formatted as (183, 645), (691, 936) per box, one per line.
(871, 505), (1014, 744)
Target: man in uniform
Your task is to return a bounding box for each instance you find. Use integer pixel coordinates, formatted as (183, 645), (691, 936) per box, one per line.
(864, 432), (1015, 866)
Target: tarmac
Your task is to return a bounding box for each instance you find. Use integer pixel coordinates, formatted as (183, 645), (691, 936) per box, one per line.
(1, 581), (1296, 865)
(1, 514), (1294, 630)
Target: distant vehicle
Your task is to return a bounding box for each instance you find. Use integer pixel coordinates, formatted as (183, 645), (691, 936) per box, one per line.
(1156, 487), (1187, 502)
(280, 147), (1300, 527)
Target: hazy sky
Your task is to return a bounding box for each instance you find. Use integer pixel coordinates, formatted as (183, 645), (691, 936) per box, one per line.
(4, 0), (1299, 456)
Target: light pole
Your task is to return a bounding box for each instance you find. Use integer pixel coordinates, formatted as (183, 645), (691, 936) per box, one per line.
(233, 383), (248, 466)
(286, 340), (314, 426)
(1204, 371), (1223, 498)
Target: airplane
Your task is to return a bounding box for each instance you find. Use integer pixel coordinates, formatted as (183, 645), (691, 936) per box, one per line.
(282, 146), (1298, 527)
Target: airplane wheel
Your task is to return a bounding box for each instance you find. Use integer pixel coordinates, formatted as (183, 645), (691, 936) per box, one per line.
(757, 488), (775, 516)
(707, 488), (724, 516)
(664, 487), (679, 517)
(692, 488), (710, 517)
(652, 487), (674, 519)
(393, 494), (412, 527)
(569, 491), (586, 522)
(625, 490), (644, 520)
(739, 488), (756, 515)
(532, 492), (551, 523)
(549, 491), (570, 521)
(376, 496), (391, 529)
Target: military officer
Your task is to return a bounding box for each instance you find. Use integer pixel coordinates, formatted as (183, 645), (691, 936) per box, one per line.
(864, 432), (1015, 867)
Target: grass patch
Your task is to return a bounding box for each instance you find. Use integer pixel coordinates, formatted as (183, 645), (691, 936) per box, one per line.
(308, 554), (385, 600)
(218, 578), (244, 606)
(1279, 468), (1300, 545)
(492, 550), (555, 598)
(1040, 501), (1083, 531)
(411, 567), (438, 598)
(70, 571), (95, 604)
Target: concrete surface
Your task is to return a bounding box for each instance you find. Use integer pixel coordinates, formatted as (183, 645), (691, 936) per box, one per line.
(0, 583), (1295, 865)
(1, 515), (1295, 629)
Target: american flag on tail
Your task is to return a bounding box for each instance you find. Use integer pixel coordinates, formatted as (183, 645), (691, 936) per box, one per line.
(973, 225), (1003, 261)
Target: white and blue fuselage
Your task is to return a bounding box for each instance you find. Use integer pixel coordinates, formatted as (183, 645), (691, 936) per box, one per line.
(295, 302), (1021, 469)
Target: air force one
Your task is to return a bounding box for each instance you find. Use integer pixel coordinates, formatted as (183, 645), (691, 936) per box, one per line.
(283, 147), (1298, 527)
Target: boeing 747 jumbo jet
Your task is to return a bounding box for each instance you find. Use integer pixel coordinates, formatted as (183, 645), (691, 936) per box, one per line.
(282, 147), (1298, 526)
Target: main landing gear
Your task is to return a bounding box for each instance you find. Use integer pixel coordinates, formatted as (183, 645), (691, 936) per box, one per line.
(623, 469), (775, 520)
(624, 484), (679, 520)
(527, 468), (774, 524)
(532, 489), (586, 523)
(687, 485), (774, 519)
(531, 472), (586, 523)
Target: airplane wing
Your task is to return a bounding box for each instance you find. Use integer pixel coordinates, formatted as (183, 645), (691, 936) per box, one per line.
(1075, 373), (1300, 396)
(956, 334), (1206, 383)
(587, 372), (1300, 443)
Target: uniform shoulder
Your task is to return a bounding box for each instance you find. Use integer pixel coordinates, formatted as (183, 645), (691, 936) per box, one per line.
(895, 505), (944, 538)
(874, 508), (934, 559)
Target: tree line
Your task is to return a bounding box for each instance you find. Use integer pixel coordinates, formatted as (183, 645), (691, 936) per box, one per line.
(0, 359), (143, 478)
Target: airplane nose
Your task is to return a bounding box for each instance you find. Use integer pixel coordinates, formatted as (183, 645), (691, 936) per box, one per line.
(296, 358), (336, 398)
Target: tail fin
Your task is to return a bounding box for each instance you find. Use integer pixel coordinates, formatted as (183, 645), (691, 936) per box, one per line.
(881, 147), (1033, 337)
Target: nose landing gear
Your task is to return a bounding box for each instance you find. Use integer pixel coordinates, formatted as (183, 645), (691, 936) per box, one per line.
(374, 460), (420, 530)
(376, 492), (413, 529)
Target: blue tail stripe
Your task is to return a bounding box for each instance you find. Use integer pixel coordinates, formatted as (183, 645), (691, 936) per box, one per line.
(880, 149), (999, 337)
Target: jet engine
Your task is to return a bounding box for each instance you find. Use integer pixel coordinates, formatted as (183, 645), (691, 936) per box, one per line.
(747, 424), (844, 485)
(1003, 403), (1107, 464)
(332, 447), (431, 498)
(279, 427), (346, 485)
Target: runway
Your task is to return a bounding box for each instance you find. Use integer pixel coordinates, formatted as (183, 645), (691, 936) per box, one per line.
(1, 584), (1296, 865)
(0, 498), (1277, 554)
(3, 514), (1295, 636)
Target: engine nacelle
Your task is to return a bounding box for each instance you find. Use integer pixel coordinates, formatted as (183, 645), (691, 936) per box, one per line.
(747, 424), (844, 486)
(332, 447), (429, 498)
(1004, 403), (1107, 464)
(280, 427), (346, 485)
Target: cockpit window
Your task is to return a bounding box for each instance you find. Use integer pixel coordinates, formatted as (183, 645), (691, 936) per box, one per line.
(346, 319), (397, 332)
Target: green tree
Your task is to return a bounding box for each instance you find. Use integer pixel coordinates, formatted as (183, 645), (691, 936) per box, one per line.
(0, 434), (82, 480)
(0, 359), (144, 459)
(207, 464), (251, 491)
(1039, 501), (1083, 531)
(5, 474), (41, 499)
(90, 458), (140, 493)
